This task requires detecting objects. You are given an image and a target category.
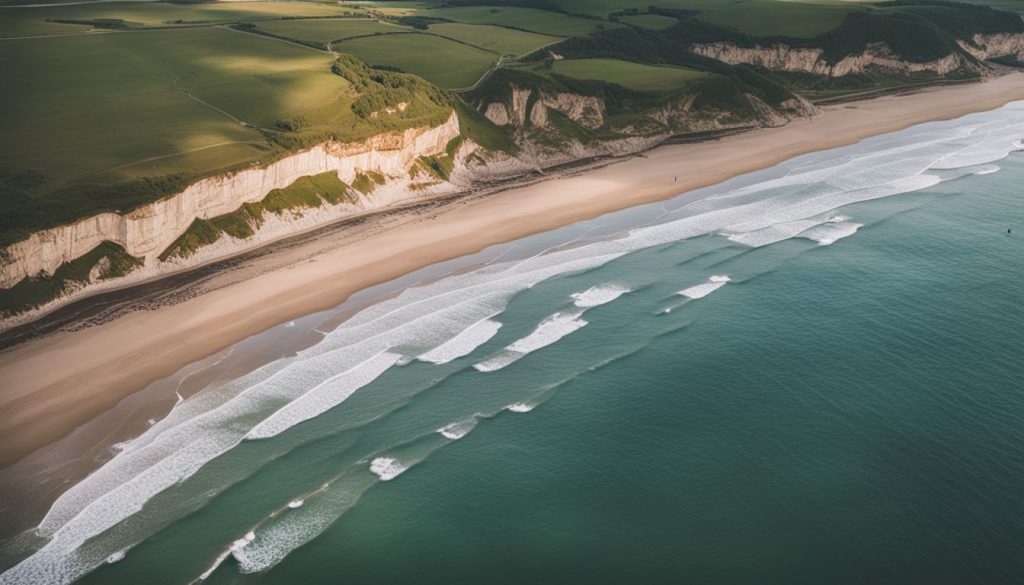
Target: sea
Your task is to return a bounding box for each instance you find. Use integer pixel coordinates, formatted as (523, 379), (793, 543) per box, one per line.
(2, 101), (1023, 585)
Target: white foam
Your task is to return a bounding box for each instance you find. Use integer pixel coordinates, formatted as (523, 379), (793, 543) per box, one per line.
(369, 457), (408, 481)
(974, 165), (1000, 175)
(418, 317), (502, 364)
(679, 275), (731, 299)
(437, 417), (479, 440)
(474, 311), (589, 372)
(571, 283), (631, 308)
(246, 350), (402, 439)
(196, 531), (256, 582)
(799, 221), (863, 246)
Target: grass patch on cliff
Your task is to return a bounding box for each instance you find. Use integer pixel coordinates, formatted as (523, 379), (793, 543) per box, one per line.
(333, 32), (496, 88)
(0, 241), (142, 318)
(550, 59), (708, 92)
(159, 172), (351, 261)
(351, 171), (387, 194)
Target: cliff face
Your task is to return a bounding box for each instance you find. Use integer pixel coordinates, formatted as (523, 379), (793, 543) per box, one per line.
(691, 41), (971, 77)
(0, 112), (461, 290)
(958, 33), (1024, 61)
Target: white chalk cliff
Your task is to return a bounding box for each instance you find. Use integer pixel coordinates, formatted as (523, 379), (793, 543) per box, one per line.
(691, 41), (971, 77)
(0, 112), (461, 291)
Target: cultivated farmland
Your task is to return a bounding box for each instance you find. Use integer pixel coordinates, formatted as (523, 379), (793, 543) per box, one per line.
(549, 58), (708, 92)
(334, 33), (497, 88)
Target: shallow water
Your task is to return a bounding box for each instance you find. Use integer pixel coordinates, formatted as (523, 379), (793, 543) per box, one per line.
(3, 102), (1024, 585)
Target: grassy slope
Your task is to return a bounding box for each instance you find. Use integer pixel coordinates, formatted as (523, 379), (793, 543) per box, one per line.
(550, 58), (708, 91)
(426, 22), (564, 56)
(254, 17), (409, 43)
(697, 0), (855, 38)
(159, 171), (352, 260)
(333, 33), (497, 88)
(409, 5), (621, 36)
(0, 241), (143, 317)
(618, 14), (680, 30)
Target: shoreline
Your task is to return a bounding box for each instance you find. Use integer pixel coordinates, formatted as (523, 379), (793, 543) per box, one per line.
(2, 72), (1023, 467)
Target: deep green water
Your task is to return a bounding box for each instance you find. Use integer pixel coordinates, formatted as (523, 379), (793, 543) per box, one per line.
(4, 104), (1024, 585)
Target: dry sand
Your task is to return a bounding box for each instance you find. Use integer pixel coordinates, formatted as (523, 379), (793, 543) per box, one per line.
(2, 73), (1023, 466)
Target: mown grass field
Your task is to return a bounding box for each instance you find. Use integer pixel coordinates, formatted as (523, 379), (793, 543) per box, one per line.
(410, 6), (620, 36)
(0, 28), (316, 194)
(255, 17), (408, 43)
(334, 32), (496, 88)
(618, 14), (680, 30)
(549, 58), (708, 92)
(1, 1), (353, 27)
(550, 0), (746, 18)
(426, 23), (563, 57)
(697, 0), (856, 38)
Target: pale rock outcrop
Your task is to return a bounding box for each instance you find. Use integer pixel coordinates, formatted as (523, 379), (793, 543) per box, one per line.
(484, 102), (510, 126)
(0, 112), (461, 289)
(88, 257), (111, 284)
(692, 41), (970, 77)
(529, 101), (548, 127)
(510, 87), (532, 126)
(958, 33), (1024, 61)
(543, 93), (604, 129)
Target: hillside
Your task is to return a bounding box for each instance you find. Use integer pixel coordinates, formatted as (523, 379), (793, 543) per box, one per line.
(1, 0), (1023, 323)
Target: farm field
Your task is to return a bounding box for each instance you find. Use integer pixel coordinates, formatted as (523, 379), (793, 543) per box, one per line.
(334, 32), (496, 88)
(549, 58), (708, 91)
(255, 17), (407, 44)
(0, 26), (350, 221)
(618, 13), (680, 30)
(426, 23), (562, 57)
(409, 6), (621, 36)
(696, 0), (855, 37)
(0, 1), (354, 29)
(550, 0), (746, 18)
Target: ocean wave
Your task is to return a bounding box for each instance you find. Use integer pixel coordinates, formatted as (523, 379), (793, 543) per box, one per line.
(678, 275), (731, 299)
(475, 311), (589, 372)
(571, 283), (632, 308)
(799, 221), (863, 246)
(247, 350), (402, 440)
(418, 317), (502, 364)
(369, 457), (408, 481)
(437, 416), (479, 440)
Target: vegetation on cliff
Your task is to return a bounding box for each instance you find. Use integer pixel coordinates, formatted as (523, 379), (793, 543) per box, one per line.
(0, 242), (143, 318)
(159, 172), (353, 261)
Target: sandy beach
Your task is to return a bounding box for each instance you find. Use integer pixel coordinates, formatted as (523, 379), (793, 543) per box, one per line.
(1, 72), (1023, 467)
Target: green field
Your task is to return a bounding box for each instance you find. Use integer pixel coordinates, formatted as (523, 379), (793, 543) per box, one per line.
(334, 32), (496, 88)
(618, 13), (680, 30)
(550, 58), (708, 91)
(0, 23), (456, 243)
(255, 17), (407, 44)
(0, 1), (355, 32)
(427, 23), (563, 57)
(550, 0), (747, 18)
(697, 0), (856, 37)
(410, 6), (621, 36)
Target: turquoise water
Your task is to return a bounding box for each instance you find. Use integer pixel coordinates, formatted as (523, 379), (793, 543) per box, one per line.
(3, 103), (1024, 584)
